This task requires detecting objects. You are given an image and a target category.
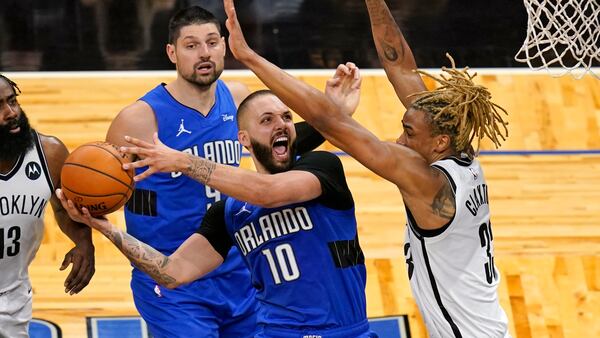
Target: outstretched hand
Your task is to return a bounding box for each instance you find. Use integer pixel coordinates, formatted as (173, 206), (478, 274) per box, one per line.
(223, 0), (254, 61)
(59, 243), (94, 295)
(55, 189), (112, 234)
(120, 133), (189, 182)
(325, 62), (362, 117)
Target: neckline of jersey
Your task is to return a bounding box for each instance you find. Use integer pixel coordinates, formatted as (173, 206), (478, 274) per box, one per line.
(159, 82), (218, 119)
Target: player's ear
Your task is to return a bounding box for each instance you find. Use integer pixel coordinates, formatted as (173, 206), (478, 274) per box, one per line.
(220, 36), (227, 57)
(434, 134), (452, 153)
(166, 43), (177, 64)
(238, 130), (250, 149)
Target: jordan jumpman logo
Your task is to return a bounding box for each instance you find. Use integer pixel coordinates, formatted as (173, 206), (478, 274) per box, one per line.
(176, 119), (192, 137)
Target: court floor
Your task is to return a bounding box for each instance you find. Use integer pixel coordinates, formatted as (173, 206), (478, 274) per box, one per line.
(10, 71), (599, 337)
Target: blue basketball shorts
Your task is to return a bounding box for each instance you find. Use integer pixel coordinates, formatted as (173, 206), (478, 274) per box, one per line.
(131, 267), (258, 338)
(257, 319), (378, 338)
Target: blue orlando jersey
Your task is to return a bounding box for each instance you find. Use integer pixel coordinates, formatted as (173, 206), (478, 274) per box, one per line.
(126, 80), (244, 278)
(221, 152), (368, 331)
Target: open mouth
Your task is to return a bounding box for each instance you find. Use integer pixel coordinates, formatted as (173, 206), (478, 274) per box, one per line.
(6, 121), (20, 134)
(196, 62), (214, 74)
(272, 135), (289, 159)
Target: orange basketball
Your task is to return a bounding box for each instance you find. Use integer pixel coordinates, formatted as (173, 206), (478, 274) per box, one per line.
(61, 141), (135, 217)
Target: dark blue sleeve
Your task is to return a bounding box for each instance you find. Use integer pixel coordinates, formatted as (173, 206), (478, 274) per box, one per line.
(294, 121), (325, 154)
(292, 151), (354, 210)
(196, 200), (233, 259)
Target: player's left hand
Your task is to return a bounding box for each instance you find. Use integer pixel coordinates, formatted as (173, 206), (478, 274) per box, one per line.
(60, 241), (95, 295)
(325, 62), (362, 117)
(121, 133), (188, 181)
(223, 0), (255, 62)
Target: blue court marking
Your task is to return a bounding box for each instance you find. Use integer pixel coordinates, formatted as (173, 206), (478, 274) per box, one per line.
(369, 315), (411, 338)
(85, 315), (410, 338)
(30, 318), (61, 338)
(241, 149), (600, 158)
(87, 317), (150, 338)
(477, 149), (600, 156)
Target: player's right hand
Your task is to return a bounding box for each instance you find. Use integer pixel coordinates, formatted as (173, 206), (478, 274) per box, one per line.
(120, 133), (189, 181)
(223, 0), (255, 62)
(55, 188), (113, 234)
(325, 62), (362, 117)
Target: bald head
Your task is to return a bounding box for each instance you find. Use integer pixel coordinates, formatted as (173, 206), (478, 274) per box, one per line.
(236, 90), (278, 129)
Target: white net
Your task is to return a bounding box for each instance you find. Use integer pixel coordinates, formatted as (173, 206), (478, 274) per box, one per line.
(515, 0), (600, 79)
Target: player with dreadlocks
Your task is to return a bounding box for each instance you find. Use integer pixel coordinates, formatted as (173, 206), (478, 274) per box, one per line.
(221, 0), (510, 336)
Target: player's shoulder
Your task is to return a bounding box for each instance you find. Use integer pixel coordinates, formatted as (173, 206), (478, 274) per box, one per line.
(36, 131), (68, 182)
(223, 80), (249, 93)
(116, 100), (154, 121)
(298, 150), (340, 163)
(223, 80), (250, 107)
(37, 132), (68, 158)
(107, 101), (156, 146)
(434, 155), (479, 175)
(295, 151), (343, 171)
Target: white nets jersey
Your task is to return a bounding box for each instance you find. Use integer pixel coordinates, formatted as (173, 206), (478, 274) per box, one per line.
(0, 131), (52, 294)
(403, 156), (510, 338)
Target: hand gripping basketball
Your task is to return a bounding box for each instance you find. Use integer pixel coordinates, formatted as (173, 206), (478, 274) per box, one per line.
(60, 141), (135, 216)
(120, 133), (191, 182)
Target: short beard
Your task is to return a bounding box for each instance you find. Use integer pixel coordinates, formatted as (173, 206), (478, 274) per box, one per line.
(251, 139), (295, 174)
(182, 62), (223, 88)
(0, 111), (34, 162)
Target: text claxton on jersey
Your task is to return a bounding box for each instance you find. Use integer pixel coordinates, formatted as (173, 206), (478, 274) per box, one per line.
(0, 194), (47, 218)
(234, 207), (314, 255)
(465, 183), (489, 217)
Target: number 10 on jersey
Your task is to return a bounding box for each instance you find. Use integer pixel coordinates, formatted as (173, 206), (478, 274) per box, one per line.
(262, 243), (300, 284)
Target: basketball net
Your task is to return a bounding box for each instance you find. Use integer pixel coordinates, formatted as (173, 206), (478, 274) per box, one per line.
(515, 0), (600, 79)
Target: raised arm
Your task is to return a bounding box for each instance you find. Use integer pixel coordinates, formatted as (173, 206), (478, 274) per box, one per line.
(227, 79), (326, 153)
(41, 134), (95, 294)
(121, 134), (323, 209)
(221, 0), (429, 188)
(55, 189), (223, 289)
(365, 0), (427, 108)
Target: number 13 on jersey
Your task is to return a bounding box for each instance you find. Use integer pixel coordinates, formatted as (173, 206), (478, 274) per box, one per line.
(0, 226), (21, 259)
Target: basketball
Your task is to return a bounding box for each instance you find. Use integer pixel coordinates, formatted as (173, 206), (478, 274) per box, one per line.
(60, 141), (135, 217)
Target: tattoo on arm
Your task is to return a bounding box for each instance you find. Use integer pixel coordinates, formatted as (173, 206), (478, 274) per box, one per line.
(106, 228), (177, 285)
(383, 26), (405, 61)
(431, 182), (456, 220)
(365, 0), (390, 24)
(184, 154), (216, 184)
(366, 1), (405, 63)
(382, 41), (399, 62)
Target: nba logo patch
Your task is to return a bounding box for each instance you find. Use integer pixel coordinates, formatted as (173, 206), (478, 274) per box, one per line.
(153, 285), (162, 297)
(469, 167), (478, 180)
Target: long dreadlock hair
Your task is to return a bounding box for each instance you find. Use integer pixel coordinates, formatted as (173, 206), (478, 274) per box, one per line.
(0, 74), (22, 96)
(409, 54), (508, 155)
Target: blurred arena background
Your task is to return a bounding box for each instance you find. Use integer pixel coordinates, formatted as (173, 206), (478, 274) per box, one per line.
(1, 0), (599, 337)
